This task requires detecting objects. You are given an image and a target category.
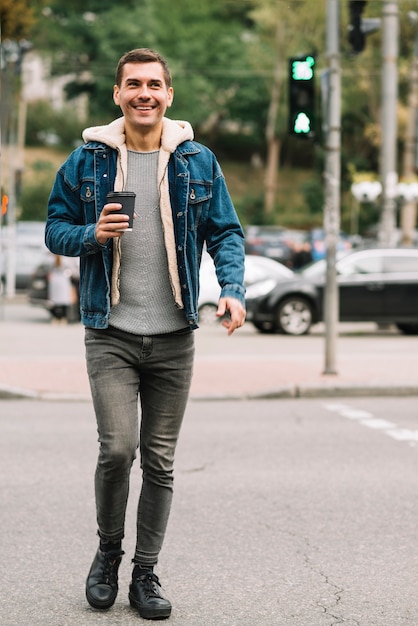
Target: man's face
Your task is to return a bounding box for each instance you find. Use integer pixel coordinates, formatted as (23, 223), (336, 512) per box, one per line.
(113, 62), (173, 133)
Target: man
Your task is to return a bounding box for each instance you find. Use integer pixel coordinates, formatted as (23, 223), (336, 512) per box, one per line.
(45, 48), (246, 620)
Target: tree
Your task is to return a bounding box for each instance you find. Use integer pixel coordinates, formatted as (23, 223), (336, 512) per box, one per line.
(248, 0), (326, 216)
(16, 0), (418, 232)
(0, 0), (40, 39)
(31, 0), (260, 137)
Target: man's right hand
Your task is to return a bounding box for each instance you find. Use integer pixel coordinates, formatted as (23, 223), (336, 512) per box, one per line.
(95, 202), (130, 244)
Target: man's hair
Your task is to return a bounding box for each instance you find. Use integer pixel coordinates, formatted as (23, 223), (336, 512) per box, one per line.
(115, 48), (172, 88)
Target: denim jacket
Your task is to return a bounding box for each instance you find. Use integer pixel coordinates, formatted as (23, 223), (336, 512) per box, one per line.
(45, 119), (245, 330)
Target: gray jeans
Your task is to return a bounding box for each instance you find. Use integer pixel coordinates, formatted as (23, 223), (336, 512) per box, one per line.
(85, 326), (194, 566)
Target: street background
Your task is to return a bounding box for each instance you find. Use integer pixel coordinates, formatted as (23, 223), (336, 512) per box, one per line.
(1, 298), (418, 625)
(1, 296), (418, 400)
(1, 396), (418, 626)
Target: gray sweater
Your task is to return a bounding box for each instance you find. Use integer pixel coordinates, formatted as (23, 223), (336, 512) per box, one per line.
(109, 150), (187, 335)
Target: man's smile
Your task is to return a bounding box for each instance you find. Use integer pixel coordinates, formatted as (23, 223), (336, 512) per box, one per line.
(133, 103), (155, 110)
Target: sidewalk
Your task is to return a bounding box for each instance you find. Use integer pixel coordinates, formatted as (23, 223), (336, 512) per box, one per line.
(1, 296), (418, 400)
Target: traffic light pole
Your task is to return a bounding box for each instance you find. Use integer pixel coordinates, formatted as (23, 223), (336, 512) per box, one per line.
(323, 0), (341, 375)
(379, 0), (399, 246)
(401, 11), (418, 246)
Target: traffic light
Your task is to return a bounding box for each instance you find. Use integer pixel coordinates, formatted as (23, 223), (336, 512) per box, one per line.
(348, 1), (367, 53)
(1, 194), (8, 216)
(348, 1), (380, 54)
(288, 55), (315, 138)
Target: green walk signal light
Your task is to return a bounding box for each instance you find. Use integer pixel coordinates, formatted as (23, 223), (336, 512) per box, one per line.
(294, 112), (312, 134)
(288, 55), (316, 138)
(291, 55), (315, 81)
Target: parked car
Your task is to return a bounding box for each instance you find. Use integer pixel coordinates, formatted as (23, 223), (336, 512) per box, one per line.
(198, 254), (294, 324)
(247, 247), (418, 335)
(0, 221), (50, 290)
(29, 252), (293, 326)
(244, 225), (309, 267)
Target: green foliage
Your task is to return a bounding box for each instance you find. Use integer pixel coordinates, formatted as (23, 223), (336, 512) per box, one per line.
(31, 0), (260, 130)
(235, 193), (267, 226)
(19, 159), (55, 221)
(15, 0), (418, 231)
(0, 0), (41, 39)
(26, 100), (85, 149)
(301, 177), (324, 215)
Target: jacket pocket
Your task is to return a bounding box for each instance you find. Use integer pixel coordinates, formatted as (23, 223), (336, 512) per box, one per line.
(80, 180), (95, 203)
(187, 182), (212, 230)
(80, 180), (97, 224)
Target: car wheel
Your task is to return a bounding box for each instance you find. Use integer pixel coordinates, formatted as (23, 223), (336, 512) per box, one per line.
(252, 320), (276, 334)
(396, 322), (418, 335)
(198, 303), (219, 325)
(276, 296), (313, 335)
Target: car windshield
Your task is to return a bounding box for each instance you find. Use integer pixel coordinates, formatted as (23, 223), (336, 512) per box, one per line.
(337, 254), (383, 275)
(244, 256), (294, 284)
(301, 250), (352, 278)
(301, 259), (326, 278)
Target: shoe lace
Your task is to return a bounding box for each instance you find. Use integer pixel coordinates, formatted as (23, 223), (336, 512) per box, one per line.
(102, 550), (124, 584)
(137, 572), (162, 599)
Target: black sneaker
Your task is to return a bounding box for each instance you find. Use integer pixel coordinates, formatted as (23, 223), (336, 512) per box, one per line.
(85, 548), (124, 610)
(129, 570), (172, 620)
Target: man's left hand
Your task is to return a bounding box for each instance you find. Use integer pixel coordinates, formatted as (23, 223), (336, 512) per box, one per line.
(216, 297), (246, 336)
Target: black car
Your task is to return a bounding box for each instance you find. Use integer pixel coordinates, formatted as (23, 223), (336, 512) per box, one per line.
(247, 248), (418, 335)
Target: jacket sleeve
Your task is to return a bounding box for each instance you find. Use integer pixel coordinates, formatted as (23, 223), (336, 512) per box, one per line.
(45, 148), (107, 258)
(204, 156), (246, 305)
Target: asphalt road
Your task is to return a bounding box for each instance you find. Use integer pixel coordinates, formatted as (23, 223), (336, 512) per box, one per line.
(1, 396), (417, 625)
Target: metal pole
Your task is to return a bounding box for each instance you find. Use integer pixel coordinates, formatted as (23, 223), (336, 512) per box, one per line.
(379, 0), (399, 246)
(400, 11), (418, 246)
(4, 45), (18, 299)
(323, 0), (341, 375)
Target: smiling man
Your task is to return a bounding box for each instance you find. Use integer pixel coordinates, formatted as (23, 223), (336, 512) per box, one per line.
(45, 48), (246, 620)
(113, 61), (174, 147)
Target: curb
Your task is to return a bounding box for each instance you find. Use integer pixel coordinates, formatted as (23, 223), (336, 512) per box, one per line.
(2, 384), (418, 402)
(191, 384), (418, 401)
(0, 386), (91, 402)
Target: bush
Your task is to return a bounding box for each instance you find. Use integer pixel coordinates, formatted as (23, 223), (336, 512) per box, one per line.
(301, 177), (324, 215)
(235, 193), (272, 226)
(26, 100), (85, 149)
(19, 179), (50, 221)
(18, 160), (56, 222)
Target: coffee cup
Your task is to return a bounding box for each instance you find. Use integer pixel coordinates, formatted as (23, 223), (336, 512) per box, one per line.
(106, 191), (136, 231)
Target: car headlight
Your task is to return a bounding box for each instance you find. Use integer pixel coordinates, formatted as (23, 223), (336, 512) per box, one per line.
(245, 278), (277, 300)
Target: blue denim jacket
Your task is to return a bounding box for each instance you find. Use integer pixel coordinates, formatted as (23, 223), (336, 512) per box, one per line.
(45, 139), (245, 329)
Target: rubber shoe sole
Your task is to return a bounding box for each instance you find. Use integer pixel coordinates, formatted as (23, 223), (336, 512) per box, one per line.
(129, 591), (171, 620)
(86, 586), (117, 610)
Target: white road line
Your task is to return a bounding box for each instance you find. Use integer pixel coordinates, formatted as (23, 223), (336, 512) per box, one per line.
(340, 409), (373, 420)
(323, 403), (417, 447)
(386, 429), (418, 442)
(360, 418), (397, 430)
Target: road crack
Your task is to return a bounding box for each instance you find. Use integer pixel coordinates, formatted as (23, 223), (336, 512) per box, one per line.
(302, 549), (360, 626)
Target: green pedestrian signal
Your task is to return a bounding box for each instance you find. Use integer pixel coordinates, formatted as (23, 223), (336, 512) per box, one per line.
(288, 54), (316, 138)
(293, 112), (311, 135)
(291, 55), (315, 81)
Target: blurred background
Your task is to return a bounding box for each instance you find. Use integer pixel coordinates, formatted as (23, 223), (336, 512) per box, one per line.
(1, 0), (417, 302)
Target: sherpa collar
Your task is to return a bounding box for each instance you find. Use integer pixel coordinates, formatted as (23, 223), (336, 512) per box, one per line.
(82, 117), (194, 307)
